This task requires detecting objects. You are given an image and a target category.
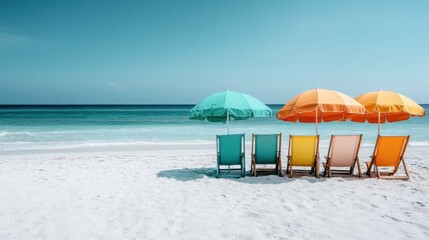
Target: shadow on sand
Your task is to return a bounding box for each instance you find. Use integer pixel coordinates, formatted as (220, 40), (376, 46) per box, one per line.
(157, 167), (335, 184)
(157, 167), (217, 181)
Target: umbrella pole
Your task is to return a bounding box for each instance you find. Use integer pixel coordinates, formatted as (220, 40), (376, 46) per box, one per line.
(227, 111), (230, 135)
(378, 112), (380, 136)
(316, 106), (319, 135)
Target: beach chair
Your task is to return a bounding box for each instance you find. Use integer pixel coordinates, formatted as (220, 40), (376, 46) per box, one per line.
(366, 135), (410, 180)
(287, 135), (320, 178)
(216, 134), (245, 177)
(323, 135), (363, 178)
(250, 133), (282, 176)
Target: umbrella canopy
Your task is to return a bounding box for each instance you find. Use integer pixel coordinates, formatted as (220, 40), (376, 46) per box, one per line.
(276, 88), (366, 134)
(189, 90), (272, 134)
(350, 90), (426, 135)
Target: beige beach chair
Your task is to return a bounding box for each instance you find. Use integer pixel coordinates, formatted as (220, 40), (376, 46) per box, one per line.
(323, 135), (362, 178)
(366, 135), (410, 180)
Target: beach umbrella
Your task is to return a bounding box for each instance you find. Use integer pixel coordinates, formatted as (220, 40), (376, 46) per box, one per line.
(276, 88), (366, 135)
(350, 90), (426, 135)
(189, 90), (272, 134)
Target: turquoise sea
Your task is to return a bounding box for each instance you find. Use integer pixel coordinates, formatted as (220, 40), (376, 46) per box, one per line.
(0, 105), (427, 151)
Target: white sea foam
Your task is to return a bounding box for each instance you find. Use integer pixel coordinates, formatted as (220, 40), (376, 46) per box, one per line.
(0, 131), (37, 137)
(1, 136), (428, 154)
(409, 141), (429, 147)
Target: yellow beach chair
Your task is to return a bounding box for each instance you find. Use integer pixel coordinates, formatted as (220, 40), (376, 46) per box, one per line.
(366, 135), (410, 180)
(287, 135), (320, 178)
(323, 135), (363, 178)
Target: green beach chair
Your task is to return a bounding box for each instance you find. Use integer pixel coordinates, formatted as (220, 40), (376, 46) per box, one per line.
(216, 134), (245, 177)
(251, 133), (282, 176)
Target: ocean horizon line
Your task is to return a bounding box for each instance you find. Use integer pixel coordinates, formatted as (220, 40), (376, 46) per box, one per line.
(1, 103), (428, 107)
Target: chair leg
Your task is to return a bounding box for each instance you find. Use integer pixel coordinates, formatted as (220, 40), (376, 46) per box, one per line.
(323, 163), (327, 177)
(392, 164), (400, 175)
(376, 166), (381, 179)
(275, 161), (279, 177)
(356, 159), (362, 178)
(366, 160), (374, 176)
(315, 158), (320, 178)
(286, 159), (290, 174)
(402, 159), (410, 180)
(278, 157), (283, 177)
(253, 161), (257, 177)
(350, 165), (355, 174)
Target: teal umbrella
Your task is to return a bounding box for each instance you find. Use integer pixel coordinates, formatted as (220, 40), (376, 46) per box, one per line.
(189, 90), (272, 134)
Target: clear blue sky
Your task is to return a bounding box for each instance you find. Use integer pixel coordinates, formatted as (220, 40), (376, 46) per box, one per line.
(1, 0), (428, 104)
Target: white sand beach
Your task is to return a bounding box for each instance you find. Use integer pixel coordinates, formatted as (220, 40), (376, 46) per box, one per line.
(0, 144), (428, 240)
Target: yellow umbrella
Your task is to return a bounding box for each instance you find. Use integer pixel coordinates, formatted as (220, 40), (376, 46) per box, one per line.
(277, 88), (366, 135)
(351, 90), (426, 135)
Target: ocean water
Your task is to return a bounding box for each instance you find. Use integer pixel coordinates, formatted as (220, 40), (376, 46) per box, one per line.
(0, 104), (427, 151)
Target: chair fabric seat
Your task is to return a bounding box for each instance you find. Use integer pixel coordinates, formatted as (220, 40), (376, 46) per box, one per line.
(251, 133), (282, 176)
(366, 135), (410, 180)
(216, 134), (245, 177)
(254, 134), (278, 164)
(287, 135), (320, 178)
(290, 136), (318, 167)
(218, 134), (243, 165)
(323, 135), (363, 178)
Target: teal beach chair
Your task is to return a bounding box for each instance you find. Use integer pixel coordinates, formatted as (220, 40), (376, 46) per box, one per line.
(216, 134), (245, 177)
(251, 133), (282, 176)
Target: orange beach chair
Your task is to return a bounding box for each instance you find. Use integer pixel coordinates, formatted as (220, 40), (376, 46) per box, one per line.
(366, 135), (410, 180)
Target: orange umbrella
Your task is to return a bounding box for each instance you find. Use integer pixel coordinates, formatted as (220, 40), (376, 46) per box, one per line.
(351, 90), (426, 135)
(277, 88), (366, 135)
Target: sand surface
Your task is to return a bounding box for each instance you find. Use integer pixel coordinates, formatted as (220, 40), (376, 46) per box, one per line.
(0, 145), (428, 240)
